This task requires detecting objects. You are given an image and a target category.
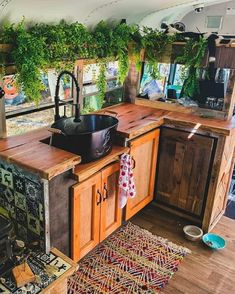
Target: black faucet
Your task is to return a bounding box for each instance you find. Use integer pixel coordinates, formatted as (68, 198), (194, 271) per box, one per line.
(54, 70), (81, 122)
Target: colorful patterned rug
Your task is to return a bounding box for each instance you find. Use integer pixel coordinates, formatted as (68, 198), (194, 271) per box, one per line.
(68, 222), (190, 294)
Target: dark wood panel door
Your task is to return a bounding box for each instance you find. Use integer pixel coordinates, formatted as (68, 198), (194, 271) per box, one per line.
(100, 162), (122, 241)
(71, 173), (102, 261)
(125, 129), (160, 220)
(156, 128), (215, 216)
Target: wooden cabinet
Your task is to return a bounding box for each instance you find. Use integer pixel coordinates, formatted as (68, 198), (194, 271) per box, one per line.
(71, 162), (121, 261)
(100, 163), (122, 241)
(156, 127), (215, 217)
(125, 129), (160, 220)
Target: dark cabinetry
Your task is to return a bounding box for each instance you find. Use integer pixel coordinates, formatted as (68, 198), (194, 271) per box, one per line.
(155, 127), (216, 217)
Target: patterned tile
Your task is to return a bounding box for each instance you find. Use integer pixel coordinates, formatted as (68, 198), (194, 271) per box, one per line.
(5, 202), (15, 219)
(14, 191), (27, 211)
(0, 283), (11, 293)
(25, 179), (42, 202)
(37, 252), (56, 264)
(0, 196), (6, 208)
(0, 250), (71, 293)
(15, 207), (27, 226)
(2, 277), (17, 293)
(0, 160), (45, 250)
(26, 198), (39, 218)
(4, 187), (15, 203)
(50, 257), (71, 277)
(28, 214), (40, 235)
(0, 168), (13, 189)
(13, 173), (26, 194)
(14, 284), (41, 294)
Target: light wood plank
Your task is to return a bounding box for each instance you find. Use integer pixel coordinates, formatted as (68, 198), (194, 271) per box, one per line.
(100, 162), (122, 241)
(71, 173), (101, 261)
(73, 146), (129, 182)
(132, 205), (235, 294)
(125, 129), (160, 220)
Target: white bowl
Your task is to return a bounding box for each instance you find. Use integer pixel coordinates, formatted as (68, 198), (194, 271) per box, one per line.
(183, 225), (203, 241)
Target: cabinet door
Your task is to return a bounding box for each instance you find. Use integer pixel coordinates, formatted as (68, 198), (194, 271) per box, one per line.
(71, 173), (102, 261)
(100, 162), (122, 241)
(156, 128), (215, 216)
(125, 129), (160, 220)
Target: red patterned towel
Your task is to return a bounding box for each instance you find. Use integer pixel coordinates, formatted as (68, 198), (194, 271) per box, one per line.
(119, 153), (136, 208)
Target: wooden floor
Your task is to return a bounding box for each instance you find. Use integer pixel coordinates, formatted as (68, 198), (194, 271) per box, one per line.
(131, 205), (235, 294)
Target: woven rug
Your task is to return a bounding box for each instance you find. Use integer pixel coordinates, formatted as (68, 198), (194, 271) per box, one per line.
(68, 222), (190, 294)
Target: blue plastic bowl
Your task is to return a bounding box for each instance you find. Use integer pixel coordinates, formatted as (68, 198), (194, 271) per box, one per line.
(202, 233), (226, 249)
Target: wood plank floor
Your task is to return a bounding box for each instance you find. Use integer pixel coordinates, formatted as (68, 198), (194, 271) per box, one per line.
(131, 205), (235, 294)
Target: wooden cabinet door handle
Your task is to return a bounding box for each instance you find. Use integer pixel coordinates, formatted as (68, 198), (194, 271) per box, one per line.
(132, 157), (136, 169)
(97, 190), (102, 205)
(103, 183), (108, 201)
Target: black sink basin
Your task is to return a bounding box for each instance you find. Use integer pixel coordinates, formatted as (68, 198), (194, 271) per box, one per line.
(48, 114), (119, 163)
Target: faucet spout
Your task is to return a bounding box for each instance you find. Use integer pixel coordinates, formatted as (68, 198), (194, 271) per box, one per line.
(54, 70), (80, 122)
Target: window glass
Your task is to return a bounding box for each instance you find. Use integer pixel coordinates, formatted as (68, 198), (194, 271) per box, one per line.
(6, 105), (72, 136)
(3, 70), (72, 114)
(3, 70), (73, 137)
(82, 60), (122, 113)
(139, 63), (170, 99)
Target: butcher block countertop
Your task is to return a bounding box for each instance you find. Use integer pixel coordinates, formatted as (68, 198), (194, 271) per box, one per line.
(99, 102), (235, 137)
(73, 145), (129, 182)
(0, 128), (81, 180)
(0, 102), (234, 180)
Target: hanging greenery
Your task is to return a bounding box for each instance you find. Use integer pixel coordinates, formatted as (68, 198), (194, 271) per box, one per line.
(96, 61), (107, 108)
(11, 21), (46, 104)
(0, 19), (207, 104)
(141, 27), (176, 79)
(175, 37), (208, 98)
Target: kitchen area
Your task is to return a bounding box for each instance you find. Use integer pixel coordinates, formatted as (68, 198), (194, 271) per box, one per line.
(0, 1), (235, 292)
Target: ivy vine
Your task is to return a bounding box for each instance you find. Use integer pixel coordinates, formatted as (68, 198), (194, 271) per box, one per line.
(0, 19), (208, 104)
(176, 37), (208, 99)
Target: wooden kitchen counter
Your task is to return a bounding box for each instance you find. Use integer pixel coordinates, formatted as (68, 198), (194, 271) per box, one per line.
(1, 102), (234, 181)
(0, 128), (81, 180)
(164, 111), (235, 136)
(73, 145), (129, 182)
(99, 102), (235, 138)
(99, 103), (168, 139)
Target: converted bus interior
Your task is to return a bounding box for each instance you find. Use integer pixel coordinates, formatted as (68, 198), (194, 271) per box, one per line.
(0, 0), (235, 293)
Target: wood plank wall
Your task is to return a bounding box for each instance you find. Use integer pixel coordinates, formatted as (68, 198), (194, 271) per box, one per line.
(49, 170), (77, 256)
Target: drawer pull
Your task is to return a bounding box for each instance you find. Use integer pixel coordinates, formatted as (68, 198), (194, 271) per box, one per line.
(103, 183), (108, 201)
(97, 190), (102, 205)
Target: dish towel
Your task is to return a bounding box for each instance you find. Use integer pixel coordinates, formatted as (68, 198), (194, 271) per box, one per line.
(119, 153), (136, 208)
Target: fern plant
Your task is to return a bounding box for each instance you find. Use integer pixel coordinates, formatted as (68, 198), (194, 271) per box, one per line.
(176, 37), (208, 99)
